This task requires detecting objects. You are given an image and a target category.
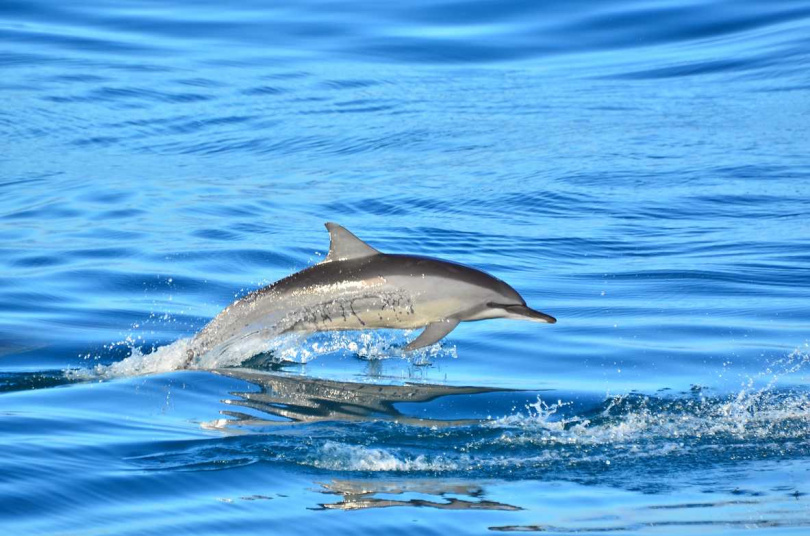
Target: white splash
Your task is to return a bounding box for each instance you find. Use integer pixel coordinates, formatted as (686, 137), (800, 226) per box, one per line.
(65, 328), (453, 380)
(310, 441), (460, 472)
(490, 348), (810, 449)
(66, 337), (194, 380)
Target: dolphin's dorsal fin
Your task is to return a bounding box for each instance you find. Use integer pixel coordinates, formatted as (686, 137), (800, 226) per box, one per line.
(323, 222), (380, 262)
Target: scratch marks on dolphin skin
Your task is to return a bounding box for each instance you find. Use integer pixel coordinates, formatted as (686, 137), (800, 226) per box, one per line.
(281, 290), (416, 333)
(348, 299), (366, 326)
(381, 292), (415, 318)
(184, 287), (419, 367)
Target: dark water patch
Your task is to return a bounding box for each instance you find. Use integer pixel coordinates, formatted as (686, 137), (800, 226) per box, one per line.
(560, 2), (810, 49)
(151, 131), (428, 157)
(497, 190), (601, 217)
(103, 115), (189, 130)
(65, 247), (135, 260)
(632, 198), (809, 221)
(77, 190), (135, 204)
(388, 227), (525, 256)
(241, 86), (289, 96)
(320, 79), (382, 90)
(609, 59), (756, 80)
(581, 267), (810, 292)
(692, 193), (806, 208)
(301, 102), (398, 115)
(8, 255), (67, 269)
(0, 370), (82, 393)
(260, 71), (312, 80)
(0, 27), (162, 56)
(191, 229), (240, 242)
(156, 135), (317, 156)
(604, 38), (810, 83)
(0, 291), (72, 308)
(175, 77), (227, 88)
(356, 38), (553, 65)
(97, 86), (212, 104)
(47, 73), (111, 84)
(92, 14), (248, 44)
(72, 135), (122, 147)
(167, 115), (255, 135)
(404, 0), (549, 25)
(86, 114), (257, 145)
(2, 205), (83, 220)
(0, 52), (58, 68)
(100, 61), (178, 73)
(685, 160), (796, 184)
(287, 95), (331, 104)
(758, 83), (810, 93)
(44, 88), (214, 107)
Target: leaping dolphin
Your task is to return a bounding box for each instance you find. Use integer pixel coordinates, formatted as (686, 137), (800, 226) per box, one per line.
(185, 223), (555, 366)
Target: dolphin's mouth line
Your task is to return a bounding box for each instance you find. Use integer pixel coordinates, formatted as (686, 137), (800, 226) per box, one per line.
(489, 303), (557, 324)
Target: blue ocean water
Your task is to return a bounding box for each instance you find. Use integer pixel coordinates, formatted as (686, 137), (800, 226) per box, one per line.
(2, 0), (810, 533)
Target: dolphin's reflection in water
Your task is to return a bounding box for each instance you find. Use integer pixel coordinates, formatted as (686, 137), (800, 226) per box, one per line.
(313, 479), (522, 511)
(203, 370), (524, 512)
(214, 368), (507, 427)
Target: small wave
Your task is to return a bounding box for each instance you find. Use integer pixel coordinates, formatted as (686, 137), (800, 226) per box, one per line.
(490, 387), (810, 450)
(291, 349), (810, 475)
(490, 348), (810, 446)
(309, 441), (461, 472)
(295, 385), (810, 475)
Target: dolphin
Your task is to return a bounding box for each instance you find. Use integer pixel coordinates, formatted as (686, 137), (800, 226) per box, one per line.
(185, 223), (554, 366)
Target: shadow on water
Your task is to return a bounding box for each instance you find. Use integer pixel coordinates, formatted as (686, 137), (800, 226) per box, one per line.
(0, 369), (83, 393)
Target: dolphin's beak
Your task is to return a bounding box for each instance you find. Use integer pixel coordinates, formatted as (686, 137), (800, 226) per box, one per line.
(504, 305), (556, 324)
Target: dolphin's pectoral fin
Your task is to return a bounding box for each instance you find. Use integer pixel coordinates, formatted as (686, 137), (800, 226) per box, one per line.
(404, 319), (460, 351)
(323, 222), (381, 262)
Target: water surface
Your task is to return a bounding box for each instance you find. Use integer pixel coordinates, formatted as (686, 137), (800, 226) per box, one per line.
(2, 0), (810, 534)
